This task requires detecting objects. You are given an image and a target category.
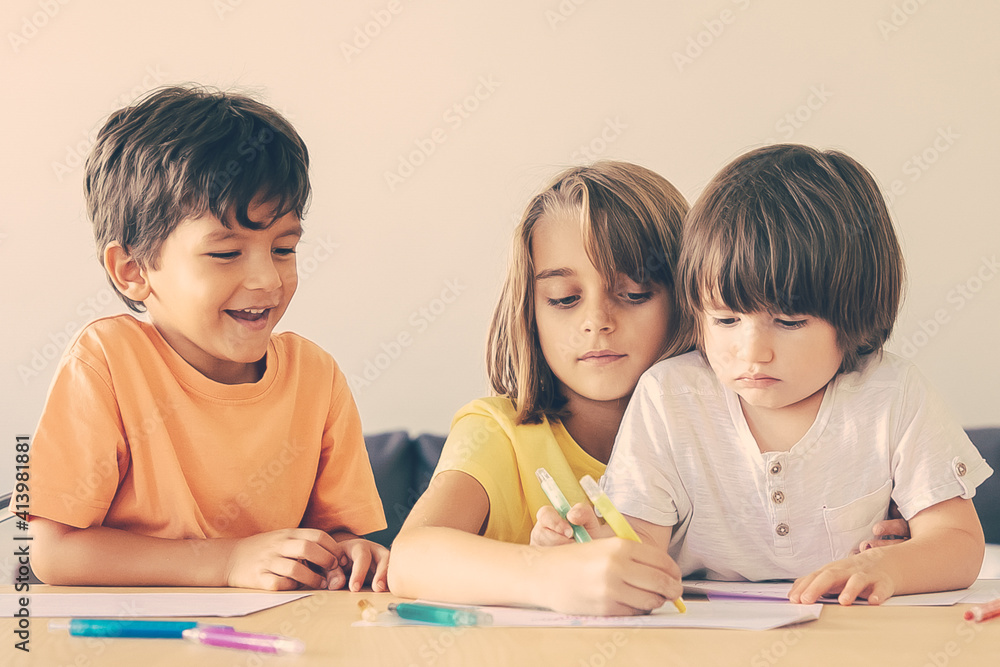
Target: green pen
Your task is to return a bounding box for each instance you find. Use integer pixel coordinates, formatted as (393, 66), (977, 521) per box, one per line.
(387, 602), (492, 626)
(535, 468), (592, 543)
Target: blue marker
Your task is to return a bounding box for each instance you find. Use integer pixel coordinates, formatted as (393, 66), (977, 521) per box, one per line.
(387, 602), (492, 626)
(49, 619), (233, 638)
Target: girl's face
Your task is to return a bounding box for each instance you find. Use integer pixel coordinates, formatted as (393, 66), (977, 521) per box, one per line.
(532, 213), (672, 409)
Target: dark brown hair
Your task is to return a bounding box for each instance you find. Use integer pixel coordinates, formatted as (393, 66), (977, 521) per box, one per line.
(679, 144), (905, 373)
(488, 161), (695, 424)
(85, 85), (311, 312)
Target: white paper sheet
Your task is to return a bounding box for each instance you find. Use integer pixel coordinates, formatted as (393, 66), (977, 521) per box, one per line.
(682, 579), (1000, 606)
(353, 599), (822, 630)
(0, 592), (309, 618)
(956, 579), (1000, 604)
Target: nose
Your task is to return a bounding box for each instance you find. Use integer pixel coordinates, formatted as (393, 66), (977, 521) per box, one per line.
(735, 325), (773, 364)
(581, 294), (615, 334)
(244, 251), (284, 292)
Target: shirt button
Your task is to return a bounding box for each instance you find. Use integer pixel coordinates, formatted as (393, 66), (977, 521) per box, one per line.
(956, 462), (967, 477)
(775, 523), (789, 536)
(769, 462), (782, 475)
(771, 490), (785, 504)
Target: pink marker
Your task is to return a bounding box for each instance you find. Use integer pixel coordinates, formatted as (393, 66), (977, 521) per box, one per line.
(964, 597), (1000, 623)
(181, 627), (305, 654)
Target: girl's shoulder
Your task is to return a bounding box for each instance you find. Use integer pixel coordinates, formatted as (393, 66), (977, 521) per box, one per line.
(451, 396), (519, 425)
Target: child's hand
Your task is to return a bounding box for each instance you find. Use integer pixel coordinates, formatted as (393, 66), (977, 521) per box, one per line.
(788, 550), (896, 606)
(859, 518), (910, 551)
(860, 503), (910, 551)
(327, 534), (390, 592)
(531, 503), (606, 546)
(225, 528), (345, 591)
(535, 538), (682, 616)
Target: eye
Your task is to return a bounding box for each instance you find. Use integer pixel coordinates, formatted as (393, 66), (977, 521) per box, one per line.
(273, 247), (297, 256)
(711, 316), (738, 326)
(776, 318), (807, 329)
(207, 251), (240, 260)
(621, 291), (653, 304)
(546, 295), (579, 308)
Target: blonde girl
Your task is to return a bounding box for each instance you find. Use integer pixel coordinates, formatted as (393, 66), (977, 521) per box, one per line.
(388, 162), (694, 614)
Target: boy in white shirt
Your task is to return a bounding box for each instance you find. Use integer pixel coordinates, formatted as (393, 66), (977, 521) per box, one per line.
(535, 144), (991, 606)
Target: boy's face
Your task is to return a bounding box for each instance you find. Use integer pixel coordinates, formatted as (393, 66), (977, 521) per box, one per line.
(140, 202), (301, 384)
(532, 213), (672, 410)
(700, 304), (843, 415)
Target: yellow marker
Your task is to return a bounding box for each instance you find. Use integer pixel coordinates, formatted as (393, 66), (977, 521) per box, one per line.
(579, 475), (686, 614)
(357, 599), (379, 622)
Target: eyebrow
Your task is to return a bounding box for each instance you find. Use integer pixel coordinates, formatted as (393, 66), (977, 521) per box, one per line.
(202, 229), (240, 243)
(534, 268), (575, 281)
(201, 224), (303, 244)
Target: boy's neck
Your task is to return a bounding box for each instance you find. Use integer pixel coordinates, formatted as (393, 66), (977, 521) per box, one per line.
(740, 385), (828, 453)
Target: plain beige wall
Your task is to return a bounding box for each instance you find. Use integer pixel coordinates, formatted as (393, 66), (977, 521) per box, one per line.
(2, 1), (998, 500)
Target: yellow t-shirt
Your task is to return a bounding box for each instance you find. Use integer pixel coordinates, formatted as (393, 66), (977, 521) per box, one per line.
(432, 397), (606, 544)
(27, 315), (386, 539)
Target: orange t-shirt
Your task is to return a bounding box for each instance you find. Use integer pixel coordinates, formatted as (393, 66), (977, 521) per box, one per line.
(27, 315), (386, 539)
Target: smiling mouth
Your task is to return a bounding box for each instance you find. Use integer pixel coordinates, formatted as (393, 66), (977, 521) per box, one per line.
(226, 308), (271, 323)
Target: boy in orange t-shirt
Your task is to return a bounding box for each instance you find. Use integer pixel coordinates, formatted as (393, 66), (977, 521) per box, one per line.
(26, 86), (388, 591)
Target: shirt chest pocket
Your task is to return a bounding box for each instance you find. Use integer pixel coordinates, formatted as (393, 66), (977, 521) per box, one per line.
(822, 480), (892, 560)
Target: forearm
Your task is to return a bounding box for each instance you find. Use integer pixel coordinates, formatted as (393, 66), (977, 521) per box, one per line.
(874, 527), (984, 595)
(388, 526), (544, 607)
(33, 523), (236, 587)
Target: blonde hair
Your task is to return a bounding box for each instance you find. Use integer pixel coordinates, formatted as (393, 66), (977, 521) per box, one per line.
(488, 161), (695, 424)
(679, 144), (905, 373)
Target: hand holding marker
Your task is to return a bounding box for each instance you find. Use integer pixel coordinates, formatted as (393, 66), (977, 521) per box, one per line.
(535, 468), (592, 543)
(579, 475), (686, 613)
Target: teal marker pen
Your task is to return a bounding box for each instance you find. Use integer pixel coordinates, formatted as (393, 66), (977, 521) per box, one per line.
(387, 603), (492, 626)
(535, 468), (591, 543)
(49, 619), (233, 638)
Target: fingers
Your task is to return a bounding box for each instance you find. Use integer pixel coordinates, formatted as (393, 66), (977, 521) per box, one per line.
(872, 518), (910, 539)
(370, 547), (391, 593)
(267, 556), (328, 590)
(859, 536), (905, 552)
(296, 529), (349, 568)
(535, 506), (574, 540)
(789, 556), (895, 606)
(565, 503), (602, 534)
(325, 564), (347, 590)
(865, 579), (894, 605)
(626, 540), (682, 581)
(327, 539), (390, 592)
(532, 507), (575, 546)
(280, 533), (341, 572)
(346, 546), (372, 592)
(604, 540), (682, 612)
(791, 570), (843, 604)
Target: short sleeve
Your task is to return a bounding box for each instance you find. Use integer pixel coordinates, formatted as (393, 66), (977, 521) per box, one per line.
(301, 363), (387, 535)
(432, 410), (526, 542)
(891, 365), (993, 520)
(603, 370), (683, 527)
(27, 350), (128, 528)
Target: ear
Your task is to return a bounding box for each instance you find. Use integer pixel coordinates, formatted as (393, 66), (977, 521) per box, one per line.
(104, 243), (152, 303)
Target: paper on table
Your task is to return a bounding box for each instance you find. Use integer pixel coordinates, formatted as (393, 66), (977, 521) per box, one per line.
(354, 599), (822, 630)
(957, 579), (1000, 604)
(0, 592), (309, 618)
(683, 579), (999, 607)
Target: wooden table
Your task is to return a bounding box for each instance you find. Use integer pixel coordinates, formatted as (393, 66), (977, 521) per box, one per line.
(4, 586), (999, 666)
